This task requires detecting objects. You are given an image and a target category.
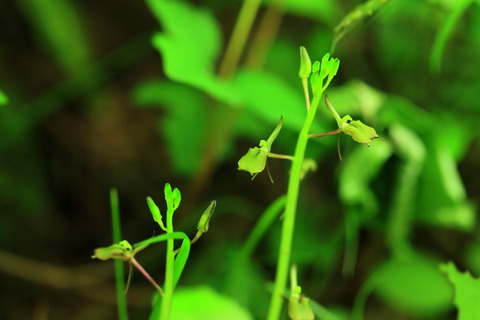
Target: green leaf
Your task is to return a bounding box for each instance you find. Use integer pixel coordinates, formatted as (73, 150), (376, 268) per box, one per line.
(232, 70), (317, 132)
(430, 0), (474, 73)
(146, 0), (239, 104)
(339, 138), (392, 219)
(373, 254), (453, 317)
(133, 231), (191, 290)
(386, 125), (426, 255)
(331, 0), (391, 52)
(168, 286), (253, 320)
(132, 80), (206, 176)
(173, 235), (190, 290)
(19, 0), (91, 75)
(440, 261), (480, 320)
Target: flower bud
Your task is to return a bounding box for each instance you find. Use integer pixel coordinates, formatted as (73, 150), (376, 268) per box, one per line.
(298, 46), (312, 79)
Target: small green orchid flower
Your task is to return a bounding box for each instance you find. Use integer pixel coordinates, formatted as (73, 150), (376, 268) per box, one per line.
(238, 117), (283, 180)
(325, 96), (378, 146)
(92, 240), (163, 294)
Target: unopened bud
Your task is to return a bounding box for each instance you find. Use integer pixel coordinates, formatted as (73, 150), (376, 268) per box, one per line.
(197, 200), (216, 233)
(298, 46), (312, 79)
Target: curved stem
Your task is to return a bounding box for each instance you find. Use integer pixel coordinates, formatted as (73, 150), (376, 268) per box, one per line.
(267, 92), (324, 320)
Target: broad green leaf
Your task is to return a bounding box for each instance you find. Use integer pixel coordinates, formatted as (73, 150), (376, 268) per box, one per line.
(440, 262), (480, 320)
(132, 80), (206, 176)
(146, 0), (238, 104)
(373, 254), (453, 317)
(169, 286), (253, 320)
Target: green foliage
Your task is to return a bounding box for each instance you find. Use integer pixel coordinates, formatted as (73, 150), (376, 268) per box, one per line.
(372, 254), (453, 317)
(19, 0), (91, 75)
(4, 0), (480, 319)
(133, 81), (207, 176)
(146, 0), (238, 104)
(331, 0), (391, 52)
(440, 262), (480, 320)
(430, 0), (476, 73)
(170, 286), (253, 320)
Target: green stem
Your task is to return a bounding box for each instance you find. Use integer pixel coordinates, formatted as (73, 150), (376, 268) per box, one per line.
(160, 207), (175, 320)
(267, 91), (324, 320)
(110, 188), (129, 320)
(217, 0), (262, 78)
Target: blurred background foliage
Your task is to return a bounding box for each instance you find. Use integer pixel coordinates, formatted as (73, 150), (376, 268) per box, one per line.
(0, 0), (479, 319)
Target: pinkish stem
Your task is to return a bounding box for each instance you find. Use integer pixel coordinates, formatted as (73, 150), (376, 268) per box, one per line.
(130, 257), (164, 295)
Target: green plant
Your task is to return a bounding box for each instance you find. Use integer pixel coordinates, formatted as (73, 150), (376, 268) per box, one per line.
(237, 47), (377, 319)
(92, 184), (215, 320)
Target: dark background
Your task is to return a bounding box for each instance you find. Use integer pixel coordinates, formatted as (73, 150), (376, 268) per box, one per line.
(1, 0), (479, 319)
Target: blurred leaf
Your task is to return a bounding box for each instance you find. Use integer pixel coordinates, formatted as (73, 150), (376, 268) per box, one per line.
(132, 80), (206, 176)
(386, 124), (426, 255)
(19, 0), (90, 75)
(224, 249), (269, 318)
(264, 0), (341, 25)
(233, 69), (320, 132)
(440, 261), (480, 320)
(331, 0), (392, 52)
(0, 90), (9, 106)
(329, 81), (386, 120)
(430, 0), (474, 73)
(146, 0), (239, 104)
(465, 240), (480, 276)
(169, 286), (253, 320)
(416, 118), (475, 231)
(338, 138), (392, 220)
(373, 254), (453, 317)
